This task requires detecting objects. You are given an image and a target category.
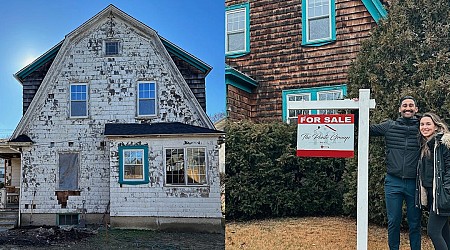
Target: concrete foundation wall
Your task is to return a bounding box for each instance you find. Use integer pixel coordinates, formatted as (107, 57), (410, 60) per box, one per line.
(110, 216), (223, 233)
(20, 213), (108, 227)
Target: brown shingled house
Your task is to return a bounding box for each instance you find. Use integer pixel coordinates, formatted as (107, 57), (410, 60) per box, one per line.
(225, 0), (388, 123)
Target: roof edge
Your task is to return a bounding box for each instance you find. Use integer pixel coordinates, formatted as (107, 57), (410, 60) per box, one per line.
(361, 0), (388, 23)
(225, 64), (258, 93)
(14, 41), (64, 83)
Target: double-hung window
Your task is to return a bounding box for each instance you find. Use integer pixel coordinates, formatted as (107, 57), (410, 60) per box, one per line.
(70, 84), (88, 118)
(138, 82), (157, 116)
(282, 85), (346, 124)
(165, 147), (207, 185)
(302, 0), (336, 45)
(225, 3), (250, 56)
(119, 145), (149, 185)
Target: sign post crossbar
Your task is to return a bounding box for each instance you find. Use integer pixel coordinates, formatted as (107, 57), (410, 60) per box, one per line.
(293, 89), (375, 250)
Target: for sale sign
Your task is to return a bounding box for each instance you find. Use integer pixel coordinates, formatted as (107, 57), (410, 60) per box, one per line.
(297, 114), (354, 158)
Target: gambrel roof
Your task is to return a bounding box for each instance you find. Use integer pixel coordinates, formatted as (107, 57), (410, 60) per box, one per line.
(14, 5), (211, 83)
(11, 4), (215, 139)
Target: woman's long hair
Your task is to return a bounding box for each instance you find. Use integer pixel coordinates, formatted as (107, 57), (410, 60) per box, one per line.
(419, 112), (450, 158)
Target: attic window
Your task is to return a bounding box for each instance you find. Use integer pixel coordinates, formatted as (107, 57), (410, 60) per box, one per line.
(105, 41), (119, 56)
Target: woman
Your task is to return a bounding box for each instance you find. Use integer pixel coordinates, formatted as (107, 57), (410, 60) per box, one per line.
(416, 112), (450, 249)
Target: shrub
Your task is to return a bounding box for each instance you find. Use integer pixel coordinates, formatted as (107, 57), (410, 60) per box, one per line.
(225, 120), (346, 220)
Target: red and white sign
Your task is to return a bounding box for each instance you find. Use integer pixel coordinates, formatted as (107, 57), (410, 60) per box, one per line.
(297, 114), (354, 158)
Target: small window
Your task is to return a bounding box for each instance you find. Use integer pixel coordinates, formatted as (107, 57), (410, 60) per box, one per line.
(225, 3), (250, 56)
(58, 214), (79, 226)
(165, 148), (207, 185)
(138, 82), (157, 116)
(282, 85), (346, 123)
(105, 41), (119, 56)
(70, 84), (88, 117)
(119, 146), (149, 185)
(302, 0), (336, 45)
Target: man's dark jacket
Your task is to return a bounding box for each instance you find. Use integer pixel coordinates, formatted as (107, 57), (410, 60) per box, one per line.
(370, 117), (420, 179)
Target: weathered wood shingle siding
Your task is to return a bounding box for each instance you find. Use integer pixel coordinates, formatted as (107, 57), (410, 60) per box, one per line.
(226, 0), (379, 121)
(21, 59), (55, 115)
(169, 52), (207, 111)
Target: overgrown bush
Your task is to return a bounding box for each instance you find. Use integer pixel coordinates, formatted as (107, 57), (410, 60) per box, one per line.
(225, 120), (346, 220)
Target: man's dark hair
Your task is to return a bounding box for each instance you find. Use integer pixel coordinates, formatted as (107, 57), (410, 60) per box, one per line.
(399, 96), (417, 106)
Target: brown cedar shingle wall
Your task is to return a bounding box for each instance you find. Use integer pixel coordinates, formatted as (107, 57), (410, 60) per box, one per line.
(226, 0), (378, 121)
(20, 53), (207, 114)
(227, 85), (253, 119)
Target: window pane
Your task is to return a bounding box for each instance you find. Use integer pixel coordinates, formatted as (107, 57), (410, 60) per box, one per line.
(228, 32), (245, 52)
(226, 8), (246, 53)
(139, 99), (156, 116)
(187, 148), (206, 185)
(106, 41), (119, 55)
(309, 17), (330, 40)
(166, 148), (185, 185)
(124, 165), (143, 179)
(122, 149), (144, 180)
(71, 101), (87, 117)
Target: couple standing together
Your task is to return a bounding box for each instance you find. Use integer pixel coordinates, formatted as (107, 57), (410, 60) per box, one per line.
(372, 96), (450, 250)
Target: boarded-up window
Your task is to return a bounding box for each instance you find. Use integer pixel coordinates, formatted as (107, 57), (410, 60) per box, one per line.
(59, 153), (79, 190)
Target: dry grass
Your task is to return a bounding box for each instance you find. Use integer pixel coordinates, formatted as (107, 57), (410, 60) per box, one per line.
(226, 217), (434, 250)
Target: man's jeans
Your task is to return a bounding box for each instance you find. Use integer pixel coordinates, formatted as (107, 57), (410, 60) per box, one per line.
(385, 174), (421, 250)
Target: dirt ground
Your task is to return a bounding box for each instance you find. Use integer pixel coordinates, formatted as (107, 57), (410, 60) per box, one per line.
(0, 226), (225, 249)
(226, 217), (434, 250)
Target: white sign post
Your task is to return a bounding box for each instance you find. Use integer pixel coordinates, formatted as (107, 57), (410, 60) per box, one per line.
(290, 89), (375, 250)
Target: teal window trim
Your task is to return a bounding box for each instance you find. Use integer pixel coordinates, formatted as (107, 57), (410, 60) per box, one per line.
(119, 145), (149, 185)
(225, 3), (250, 57)
(302, 0), (336, 46)
(361, 0), (387, 23)
(282, 85), (347, 122)
(225, 64), (258, 93)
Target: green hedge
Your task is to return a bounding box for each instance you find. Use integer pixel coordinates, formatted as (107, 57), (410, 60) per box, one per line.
(225, 121), (346, 220)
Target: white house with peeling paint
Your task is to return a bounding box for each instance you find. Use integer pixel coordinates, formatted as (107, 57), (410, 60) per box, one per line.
(0, 4), (223, 232)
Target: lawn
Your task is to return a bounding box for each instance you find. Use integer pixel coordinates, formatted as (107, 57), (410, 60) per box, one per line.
(226, 217), (434, 250)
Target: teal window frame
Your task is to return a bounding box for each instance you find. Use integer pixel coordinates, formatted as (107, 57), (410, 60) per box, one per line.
(282, 85), (347, 123)
(225, 3), (250, 57)
(302, 0), (336, 46)
(119, 145), (149, 185)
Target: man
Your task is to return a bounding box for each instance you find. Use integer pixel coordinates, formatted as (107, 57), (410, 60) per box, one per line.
(370, 96), (421, 250)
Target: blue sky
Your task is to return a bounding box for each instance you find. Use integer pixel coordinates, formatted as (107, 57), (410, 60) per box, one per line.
(0, 1), (225, 138)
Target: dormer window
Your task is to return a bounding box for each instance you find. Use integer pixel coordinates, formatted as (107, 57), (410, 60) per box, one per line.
(105, 41), (119, 56)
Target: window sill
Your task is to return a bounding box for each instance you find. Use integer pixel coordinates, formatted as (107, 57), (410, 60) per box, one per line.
(69, 116), (89, 119)
(135, 115), (157, 120)
(302, 39), (335, 47)
(226, 51), (250, 58)
(164, 184), (209, 187)
(119, 181), (149, 185)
